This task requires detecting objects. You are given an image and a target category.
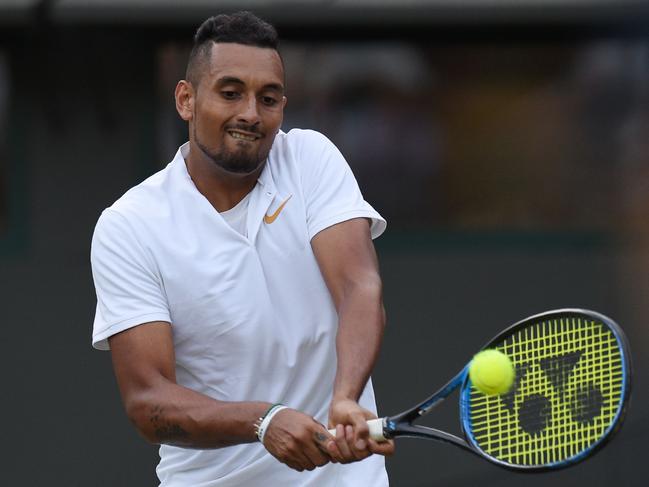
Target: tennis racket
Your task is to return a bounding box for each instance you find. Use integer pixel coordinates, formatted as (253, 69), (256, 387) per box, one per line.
(332, 309), (632, 470)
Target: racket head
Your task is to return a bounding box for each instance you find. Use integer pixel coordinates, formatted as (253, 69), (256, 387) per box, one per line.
(459, 309), (631, 470)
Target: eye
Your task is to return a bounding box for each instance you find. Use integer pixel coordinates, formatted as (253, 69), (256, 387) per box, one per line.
(261, 96), (278, 107)
(221, 91), (240, 100)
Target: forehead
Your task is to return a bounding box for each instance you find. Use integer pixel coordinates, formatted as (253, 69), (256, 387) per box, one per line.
(204, 43), (284, 86)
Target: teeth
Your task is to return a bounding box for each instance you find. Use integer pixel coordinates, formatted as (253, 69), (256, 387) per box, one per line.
(229, 131), (257, 141)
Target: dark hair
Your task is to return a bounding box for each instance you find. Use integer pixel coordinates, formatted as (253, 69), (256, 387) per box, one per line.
(186, 11), (280, 85)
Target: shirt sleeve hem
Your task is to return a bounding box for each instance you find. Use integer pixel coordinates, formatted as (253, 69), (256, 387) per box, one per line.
(92, 312), (171, 351)
(308, 210), (387, 241)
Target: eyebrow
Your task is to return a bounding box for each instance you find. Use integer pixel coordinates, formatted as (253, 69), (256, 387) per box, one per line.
(215, 76), (284, 94)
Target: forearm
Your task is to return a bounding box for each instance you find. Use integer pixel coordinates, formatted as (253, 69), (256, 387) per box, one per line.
(332, 277), (385, 401)
(311, 219), (394, 458)
(125, 379), (271, 449)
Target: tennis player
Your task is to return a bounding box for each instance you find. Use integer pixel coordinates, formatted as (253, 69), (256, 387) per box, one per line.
(91, 11), (393, 486)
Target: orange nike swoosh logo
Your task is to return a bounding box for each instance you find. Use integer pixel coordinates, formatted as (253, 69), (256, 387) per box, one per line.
(264, 195), (292, 224)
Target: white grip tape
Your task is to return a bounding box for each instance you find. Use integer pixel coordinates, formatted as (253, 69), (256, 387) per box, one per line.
(327, 418), (386, 442)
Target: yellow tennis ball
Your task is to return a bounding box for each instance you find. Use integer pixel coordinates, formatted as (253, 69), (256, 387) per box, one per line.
(469, 349), (515, 395)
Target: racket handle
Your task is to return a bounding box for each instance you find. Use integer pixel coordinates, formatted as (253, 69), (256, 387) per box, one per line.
(327, 418), (386, 442)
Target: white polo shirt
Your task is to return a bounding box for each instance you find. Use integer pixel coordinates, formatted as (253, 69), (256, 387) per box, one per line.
(91, 129), (389, 486)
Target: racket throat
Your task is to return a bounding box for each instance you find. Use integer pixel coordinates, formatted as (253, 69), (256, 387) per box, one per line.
(393, 367), (469, 425)
(383, 367), (471, 450)
(390, 423), (472, 451)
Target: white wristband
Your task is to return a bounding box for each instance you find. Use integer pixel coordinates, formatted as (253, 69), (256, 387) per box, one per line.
(257, 405), (288, 444)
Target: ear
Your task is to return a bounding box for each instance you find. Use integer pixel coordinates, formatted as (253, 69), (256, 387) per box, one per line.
(281, 95), (287, 110)
(175, 80), (194, 121)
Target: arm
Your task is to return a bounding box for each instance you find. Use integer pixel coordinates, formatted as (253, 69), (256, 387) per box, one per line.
(94, 210), (342, 470)
(109, 321), (340, 471)
(311, 218), (394, 460)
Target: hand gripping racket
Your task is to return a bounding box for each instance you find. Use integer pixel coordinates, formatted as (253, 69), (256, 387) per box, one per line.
(334, 309), (632, 470)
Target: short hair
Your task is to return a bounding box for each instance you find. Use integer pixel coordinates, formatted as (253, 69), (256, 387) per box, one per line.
(186, 11), (280, 86)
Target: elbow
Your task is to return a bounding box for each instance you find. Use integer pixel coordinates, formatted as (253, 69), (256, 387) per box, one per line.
(346, 270), (382, 297)
(358, 272), (384, 307)
(344, 272), (385, 318)
(124, 394), (163, 445)
(124, 392), (194, 447)
(363, 275), (386, 330)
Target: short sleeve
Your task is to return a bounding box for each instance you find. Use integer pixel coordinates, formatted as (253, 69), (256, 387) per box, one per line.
(291, 130), (387, 240)
(90, 209), (170, 350)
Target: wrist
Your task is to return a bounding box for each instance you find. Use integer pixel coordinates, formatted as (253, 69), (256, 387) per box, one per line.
(254, 404), (287, 444)
(332, 391), (359, 403)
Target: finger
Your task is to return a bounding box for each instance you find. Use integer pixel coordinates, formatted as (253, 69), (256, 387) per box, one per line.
(304, 431), (332, 467)
(334, 424), (354, 461)
(296, 451), (317, 471)
(346, 424), (361, 459)
(283, 441), (317, 472)
(346, 424), (369, 460)
(349, 413), (370, 450)
(326, 441), (342, 463)
(313, 429), (342, 463)
(285, 461), (304, 472)
(347, 425), (372, 461)
(278, 446), (314, 472)
(368, 438), (395, 457)
(303, 448), (328, 469)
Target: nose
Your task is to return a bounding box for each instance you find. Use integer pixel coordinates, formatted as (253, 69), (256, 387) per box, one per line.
(237, 95), (261, 126)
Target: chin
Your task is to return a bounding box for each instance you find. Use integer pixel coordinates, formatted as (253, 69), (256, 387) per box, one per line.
(220, 153), (266, 175)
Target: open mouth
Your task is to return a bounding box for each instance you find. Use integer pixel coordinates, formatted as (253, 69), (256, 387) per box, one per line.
(228, 130), (261, 142)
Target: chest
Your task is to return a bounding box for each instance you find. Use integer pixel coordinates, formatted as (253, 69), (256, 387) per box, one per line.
(149, 185), (331, 358)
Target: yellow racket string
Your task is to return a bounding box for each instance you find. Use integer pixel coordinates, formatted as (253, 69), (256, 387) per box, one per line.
(468, 317), (624, 466)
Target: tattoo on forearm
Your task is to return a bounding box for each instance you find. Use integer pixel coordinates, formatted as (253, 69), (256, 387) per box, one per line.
(155, 423), (190, 440)
(149, 405), (189, 441)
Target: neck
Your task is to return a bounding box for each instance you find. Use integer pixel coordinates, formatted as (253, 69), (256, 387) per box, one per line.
(185, 142), (264, 212)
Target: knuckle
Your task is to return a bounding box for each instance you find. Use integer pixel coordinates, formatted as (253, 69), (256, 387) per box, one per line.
(354, 448), (368, 459)
(344, 454), (357, 464)
(297, 429), (311, 442)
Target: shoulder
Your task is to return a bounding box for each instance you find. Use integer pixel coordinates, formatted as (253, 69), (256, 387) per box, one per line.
(270, 129), (344, 182)
(104, 162), (175, 225)
(92, 162), (178, 253)
(276, 128), (339, 155)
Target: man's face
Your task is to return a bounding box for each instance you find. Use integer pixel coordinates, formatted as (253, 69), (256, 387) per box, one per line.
(188, 43), (286, 175)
